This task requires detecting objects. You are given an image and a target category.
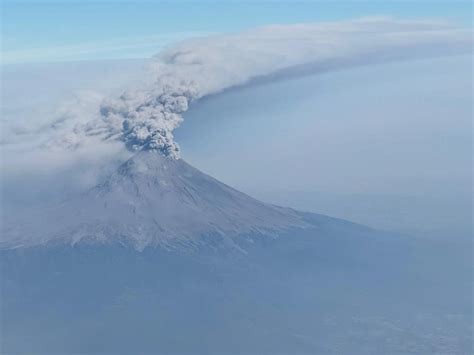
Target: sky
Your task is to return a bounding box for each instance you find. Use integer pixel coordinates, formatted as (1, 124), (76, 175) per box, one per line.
(1, 0), (472, 64)
(177, 54), (472, 237)
(0, 2), (472, 239)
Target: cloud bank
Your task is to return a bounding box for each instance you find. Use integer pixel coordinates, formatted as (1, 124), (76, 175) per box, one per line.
(3, 17), (472, 159)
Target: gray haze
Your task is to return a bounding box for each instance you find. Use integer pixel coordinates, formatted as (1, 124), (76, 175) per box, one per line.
(177, 55), (472, 238)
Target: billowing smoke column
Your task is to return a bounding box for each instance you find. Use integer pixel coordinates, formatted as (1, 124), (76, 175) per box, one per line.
(99, 82), (197, 158)
(44, 18), (472, 159)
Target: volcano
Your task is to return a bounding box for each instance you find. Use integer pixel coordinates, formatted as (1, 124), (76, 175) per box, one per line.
(1, 151), (361, 251)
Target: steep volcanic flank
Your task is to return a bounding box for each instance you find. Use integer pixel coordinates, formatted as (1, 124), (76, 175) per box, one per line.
(2, 151), (312, 250)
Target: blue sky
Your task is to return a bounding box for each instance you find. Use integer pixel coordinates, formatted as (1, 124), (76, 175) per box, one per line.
(2, 0), (472, 64)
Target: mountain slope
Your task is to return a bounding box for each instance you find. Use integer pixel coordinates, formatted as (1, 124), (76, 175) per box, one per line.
(2, 151), (314, 250)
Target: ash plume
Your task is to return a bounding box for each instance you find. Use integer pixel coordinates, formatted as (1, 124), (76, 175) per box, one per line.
(6, 17), (472, 159)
